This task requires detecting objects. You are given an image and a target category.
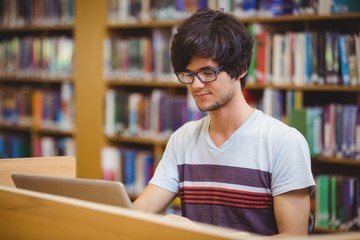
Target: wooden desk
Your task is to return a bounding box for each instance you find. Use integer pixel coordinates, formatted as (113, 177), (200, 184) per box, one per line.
(0, 186), (251, 240)
(1, 186), (359, 240)
(0, 156), (76, 187)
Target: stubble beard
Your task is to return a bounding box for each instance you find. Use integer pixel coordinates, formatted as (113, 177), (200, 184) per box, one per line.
(195, 82), (237, 112)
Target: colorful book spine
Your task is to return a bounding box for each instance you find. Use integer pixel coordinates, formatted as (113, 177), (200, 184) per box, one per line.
(338, 34), (350, 86)
(316, 175), (330, 228)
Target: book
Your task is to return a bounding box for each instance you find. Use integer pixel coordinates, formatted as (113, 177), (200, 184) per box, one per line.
(317, 31), (326, 85)
(342, 105), (357, 159)
(269, 0), (293, 16)
(293, 32), (305, 85)
(340, 177), (354, 230)
(325, 32), (336, 85)
(101, 146), (121, 181)
(316, 175), (330, 228)
(272, 34), (283, 85)
(104, 89), (116, 136)
(135, 150), (154, 194)
(318, 0), (332, 15)
(116, 91), (129, 134)
(242, 0), (258, 17)
(355, 107), (360, 160)
(255, 30), (267, 84)
(346, 34), (359, 86)
(310, 31), (319, 84)
(150, 90), (164, 136)
(331, 0), (360, 13)
(122, 149), (137, 194)
(334, 104), (344, 158)
(290, 108), (307, 137)
(258, 0), (272, 17)
(329, 175), (338, 229)
(32, 90), (43, 128)
(355, 33), (360, 86)
(128, 93), (144, 136)
(60, 82), (74, 131)
(247, 23), (258, 84)
(152, 28), (174, 82)
(338, 34), (350, 86)
(308, 107), (323, 156)
(305, 32), (313, 85)
(330, 32), (340, 85)
(322, 104), (335, 158)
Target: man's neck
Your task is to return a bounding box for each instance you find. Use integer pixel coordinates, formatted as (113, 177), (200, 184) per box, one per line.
(208, 94), (254, 147)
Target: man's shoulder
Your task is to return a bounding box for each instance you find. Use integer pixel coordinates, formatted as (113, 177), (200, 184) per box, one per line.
(255, 110), (305, 140)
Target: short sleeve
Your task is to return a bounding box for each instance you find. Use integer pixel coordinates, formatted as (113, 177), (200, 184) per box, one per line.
(271, 128), (316, 196)
(149, 134), (180, 194)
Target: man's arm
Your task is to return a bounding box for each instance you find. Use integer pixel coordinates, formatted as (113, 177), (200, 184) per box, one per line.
(273, 188), (311, 236)
(132, 184), (177, 214)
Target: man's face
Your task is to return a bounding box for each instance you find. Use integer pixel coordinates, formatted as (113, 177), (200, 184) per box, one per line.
(185, 57), (238, 112)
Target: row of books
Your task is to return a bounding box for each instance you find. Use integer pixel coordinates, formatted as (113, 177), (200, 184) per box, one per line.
(104, 89), (206, 138)
(290, 104), (360, 160)
(104, 28), (176, 82)
(220, 0), (360, 17)
(0, 0), (74, 27)
(0, 83), (75, 131)
(104, 27), (360, 87)
(107, 0), (360, 23)
(107, 0), (212, 22)
(315, 175), (359, 231)
(246, 89), (303, 122)
(0, 133), (30, 158)
(105, 87), (360, 161)
(33, 136), (75, 157)
(249, 27), (360, 87)
(0, 36), (74, 78)
(101, 146), (154, 195)
(246, 89), (360, 160)
(0, 133), (74, 158)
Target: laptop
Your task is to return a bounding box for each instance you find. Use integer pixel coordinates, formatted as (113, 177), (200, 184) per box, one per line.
(11, 173), (133, 208)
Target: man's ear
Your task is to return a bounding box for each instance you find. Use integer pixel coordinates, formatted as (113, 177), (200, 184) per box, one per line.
(238, 70), (247, 80)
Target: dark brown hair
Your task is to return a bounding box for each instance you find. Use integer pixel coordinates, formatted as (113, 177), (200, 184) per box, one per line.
(170, 8), (253, 88)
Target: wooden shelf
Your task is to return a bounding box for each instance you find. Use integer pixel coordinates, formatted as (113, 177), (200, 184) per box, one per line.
(107, 20), (181, 29)
(105, 80), (360, 92)
(314, 226), (349, 233)
(0, 75), (74, 84)
(107, 135), (168, 146)
(107, 13), (360, 29)
(246, 84), (360, 92)
(0, 124), (74, 136)
(106, 79), (185, 88)
(0, 24), (73, 32)
(34, 128), (75, 136)
(312, 156), (360, 166)
(240, 12), (360, 23)
(0, 124), (32, 132)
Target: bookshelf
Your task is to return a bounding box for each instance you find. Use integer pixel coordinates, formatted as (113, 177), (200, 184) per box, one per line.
(101, 0), (360, 232)
(0, 0), (75, 159)
(0, 0), (106, 179)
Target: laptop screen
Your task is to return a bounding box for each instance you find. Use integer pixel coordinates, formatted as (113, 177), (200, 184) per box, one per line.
(11, 174), (132, 208)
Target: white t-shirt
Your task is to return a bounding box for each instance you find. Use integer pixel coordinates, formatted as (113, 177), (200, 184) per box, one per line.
(150, 109), (315, 235)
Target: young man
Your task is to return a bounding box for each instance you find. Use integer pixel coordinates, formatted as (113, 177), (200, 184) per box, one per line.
(133, 8), (315, 236)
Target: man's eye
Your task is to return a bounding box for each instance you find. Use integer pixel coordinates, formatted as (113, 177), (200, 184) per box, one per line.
(180, 73), (190, 77)
(202, 71), (214, 75)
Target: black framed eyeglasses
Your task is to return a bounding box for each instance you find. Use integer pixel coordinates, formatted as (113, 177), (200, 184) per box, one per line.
(175, 66), (224, 84)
